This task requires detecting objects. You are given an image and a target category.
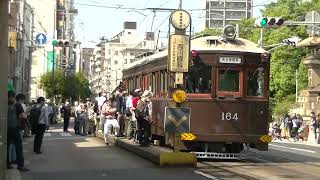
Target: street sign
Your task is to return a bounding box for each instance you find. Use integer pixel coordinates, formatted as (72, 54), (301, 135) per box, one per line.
(36, 33), (47, 45)
(168, 34), (190, 73)
(164, 107), (191, 133)
(259, 135), (272, 143)
(180, 133), (196, 141)
(305, 11), (320, 35)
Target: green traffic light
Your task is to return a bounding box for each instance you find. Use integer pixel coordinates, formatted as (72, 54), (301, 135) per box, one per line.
(260, 18), (268, 27)
(52, 40), (58, 46)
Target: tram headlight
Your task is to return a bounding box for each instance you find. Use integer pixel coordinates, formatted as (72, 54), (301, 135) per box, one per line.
(172, 89), (186, 103)
(223, 25), (236, 40)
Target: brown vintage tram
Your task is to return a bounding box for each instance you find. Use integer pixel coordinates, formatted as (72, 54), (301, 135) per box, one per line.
(122, 28), (270, 159)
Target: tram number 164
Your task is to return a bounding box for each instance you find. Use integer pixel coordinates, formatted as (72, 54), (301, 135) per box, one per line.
(221, 112), (239, 121)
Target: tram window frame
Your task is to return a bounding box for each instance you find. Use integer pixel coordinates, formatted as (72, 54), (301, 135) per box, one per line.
(184, 60), (212, 94)
(246, 66), (267, 99)
(216, 67), (243, 97)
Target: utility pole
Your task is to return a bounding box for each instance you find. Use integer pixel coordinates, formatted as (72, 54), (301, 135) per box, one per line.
(0, 1), (9, 179)
(179, 0), (182, 9)
(52, 3), (56, 101)
(223, 0), (226, 27)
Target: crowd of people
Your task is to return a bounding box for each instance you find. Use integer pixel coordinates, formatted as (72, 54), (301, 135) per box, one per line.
(93, 88), (153, 147)
(6, 87), (154, 172)
(270, 112), (320, 143)
(7, 91), (52, 172)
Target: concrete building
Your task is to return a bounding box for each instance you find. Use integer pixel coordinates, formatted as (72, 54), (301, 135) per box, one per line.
(27, 0), (55, 100)
(89, 22), (161, 93)
(81, 48), (94, 78)
(204, 0), (253, 29)
(90, 42), (105, 94)
(8, 0), (34, 98)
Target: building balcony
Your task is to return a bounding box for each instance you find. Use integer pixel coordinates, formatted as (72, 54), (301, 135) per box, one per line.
(95, 67), (101, 73)
(95, 60), (101, 66)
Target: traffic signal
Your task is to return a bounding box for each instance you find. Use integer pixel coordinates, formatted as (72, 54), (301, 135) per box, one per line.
(255, 17), (284, 28)
(52, 39), (70, 46)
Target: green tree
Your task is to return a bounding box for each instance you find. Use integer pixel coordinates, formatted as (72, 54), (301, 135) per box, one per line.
(195, 28), (222, 36)
(40, 70), (65, 98)
(40, 71), (91, 102)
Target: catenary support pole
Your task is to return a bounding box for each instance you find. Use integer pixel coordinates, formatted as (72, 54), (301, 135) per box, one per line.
(0, 0), (9, 179)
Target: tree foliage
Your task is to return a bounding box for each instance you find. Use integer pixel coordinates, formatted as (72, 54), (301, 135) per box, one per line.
(40, 71), (91, 101)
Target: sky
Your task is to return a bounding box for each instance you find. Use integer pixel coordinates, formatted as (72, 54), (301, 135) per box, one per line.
(74, 0), (272, 48)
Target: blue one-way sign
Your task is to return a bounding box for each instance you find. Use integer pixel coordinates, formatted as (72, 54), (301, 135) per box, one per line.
(36, 33), (47, 45)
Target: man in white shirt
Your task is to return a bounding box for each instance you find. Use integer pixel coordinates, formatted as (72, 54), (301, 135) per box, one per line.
(96, 92), (107, 131)
(33, 97), (49, 154)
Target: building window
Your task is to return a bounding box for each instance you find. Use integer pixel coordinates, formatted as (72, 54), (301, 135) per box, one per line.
(124, 59), (127, 64)
(128, 32), (131, 34)
(114, 51), (118, 55)
(114, 61), (118, 65)
(130, 52), (134, 56)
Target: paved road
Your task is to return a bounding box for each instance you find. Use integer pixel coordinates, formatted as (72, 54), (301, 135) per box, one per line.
(195, 141), (320, 180)
(20, 124), (207, 180)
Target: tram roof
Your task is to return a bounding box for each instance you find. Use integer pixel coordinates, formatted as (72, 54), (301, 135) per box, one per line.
(124, 36), (266, 71)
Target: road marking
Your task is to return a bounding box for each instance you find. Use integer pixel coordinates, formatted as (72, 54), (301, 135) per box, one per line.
(60, 132), (72, 137)
(269, 144), (316, 153)
(194, 170), (220, 180)
(44, 133), (51, 137)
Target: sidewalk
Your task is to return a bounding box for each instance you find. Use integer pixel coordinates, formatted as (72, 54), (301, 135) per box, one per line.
(5, 169), (21, 180)
(272, 138), (320, 147)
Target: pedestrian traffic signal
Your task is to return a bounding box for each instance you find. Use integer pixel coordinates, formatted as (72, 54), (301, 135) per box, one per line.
(255, 17), (284, 28)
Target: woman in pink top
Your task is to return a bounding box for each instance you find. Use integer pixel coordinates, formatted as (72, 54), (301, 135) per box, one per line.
(101, 98), (119, 145)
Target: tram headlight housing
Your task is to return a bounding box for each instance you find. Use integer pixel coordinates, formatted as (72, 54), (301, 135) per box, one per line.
(223, 25), (236, 40)
(172, 89), (186, 103)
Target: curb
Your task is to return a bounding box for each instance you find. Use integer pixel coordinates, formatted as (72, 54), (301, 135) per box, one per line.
(96, 132), (197, 167)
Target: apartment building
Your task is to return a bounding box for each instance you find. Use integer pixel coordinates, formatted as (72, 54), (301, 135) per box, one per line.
(89, 22), (161, 93)
(204, 0), (252, 29)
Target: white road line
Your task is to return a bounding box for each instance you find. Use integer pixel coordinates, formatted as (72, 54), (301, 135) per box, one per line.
(44, 133), (51, 137)
(60, 132), (72, 137)
(269, 144), (316, 153)
(194, 170), (220, 180)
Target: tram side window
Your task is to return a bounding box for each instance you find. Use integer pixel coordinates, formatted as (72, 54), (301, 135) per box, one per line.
(218, 69), (240, 92)
(185, 57), (212, 93)
(247, 67), (265, 96)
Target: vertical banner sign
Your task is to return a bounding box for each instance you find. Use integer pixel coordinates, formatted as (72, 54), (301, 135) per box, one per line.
(47, 51), (56, 72)
(168, 34), (190, 73)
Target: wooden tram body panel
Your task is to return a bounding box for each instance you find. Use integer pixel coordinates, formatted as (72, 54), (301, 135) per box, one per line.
(122, 36), (270, 150)
(151, 98), (268, 143)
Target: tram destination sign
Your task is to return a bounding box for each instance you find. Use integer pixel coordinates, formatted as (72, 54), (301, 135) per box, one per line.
(168, 35), (190, 73)
(219, 56), (242, 64)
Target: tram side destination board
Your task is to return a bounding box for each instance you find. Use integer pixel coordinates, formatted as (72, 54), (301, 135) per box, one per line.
(168, 35), (190, 73)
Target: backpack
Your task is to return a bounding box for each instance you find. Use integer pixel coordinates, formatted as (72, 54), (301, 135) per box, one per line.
(29, 105), (42, 133)
(135, 103), (148, 120)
